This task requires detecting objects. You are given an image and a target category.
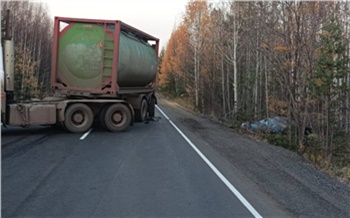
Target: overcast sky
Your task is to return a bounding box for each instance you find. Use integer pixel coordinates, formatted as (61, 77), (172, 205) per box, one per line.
(47, 0), (189, 50)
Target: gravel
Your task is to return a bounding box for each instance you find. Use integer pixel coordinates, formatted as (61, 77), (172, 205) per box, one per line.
(159, 96), (350, 218)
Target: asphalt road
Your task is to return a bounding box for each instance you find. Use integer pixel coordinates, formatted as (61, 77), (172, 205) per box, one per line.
(2, 97), (350, 217)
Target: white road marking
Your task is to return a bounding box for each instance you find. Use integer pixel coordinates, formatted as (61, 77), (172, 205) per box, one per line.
(156, 105), (263, 218)
(80, 128), (93, 141)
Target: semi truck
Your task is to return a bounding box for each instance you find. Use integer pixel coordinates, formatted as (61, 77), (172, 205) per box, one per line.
(1, 12), (159, 133)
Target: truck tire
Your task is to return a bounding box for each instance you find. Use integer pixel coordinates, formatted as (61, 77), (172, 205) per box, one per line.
(134, 98), (148, 122)
(103, 103), (131, 132)
(99, 105), (109, 130)
(148, 96), (155, 118)
(64, 103), (94, 133)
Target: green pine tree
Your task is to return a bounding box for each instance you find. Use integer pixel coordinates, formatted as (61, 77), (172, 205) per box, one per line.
(311, 14), (348, 159)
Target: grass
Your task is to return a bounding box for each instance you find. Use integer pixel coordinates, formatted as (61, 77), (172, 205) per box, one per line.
(158, 91), (350, 185)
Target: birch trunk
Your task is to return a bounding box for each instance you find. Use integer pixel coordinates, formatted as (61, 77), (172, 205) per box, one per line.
(233, 3), (238, 114)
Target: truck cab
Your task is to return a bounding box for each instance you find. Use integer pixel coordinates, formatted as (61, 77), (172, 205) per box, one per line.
(1, 9), (15, 125)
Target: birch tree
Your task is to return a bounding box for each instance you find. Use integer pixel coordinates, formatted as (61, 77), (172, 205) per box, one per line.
(1, 0), (52, 99)
(183, 0), (209, 110)
(160, 1), (350, 163)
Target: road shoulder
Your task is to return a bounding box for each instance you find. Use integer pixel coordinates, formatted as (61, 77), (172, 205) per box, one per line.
(157, 96), (350, 218)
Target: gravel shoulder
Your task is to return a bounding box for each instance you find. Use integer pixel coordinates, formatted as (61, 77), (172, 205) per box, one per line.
(158, 96), (350, 218)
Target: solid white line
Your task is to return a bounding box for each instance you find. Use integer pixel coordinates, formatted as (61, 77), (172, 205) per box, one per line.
(80, 128), (93, 141)
(156, 105), (263, 218)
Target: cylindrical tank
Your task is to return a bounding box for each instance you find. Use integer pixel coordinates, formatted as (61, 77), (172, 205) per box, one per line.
(118, 32), (157, 87)
(57, 23), (157, 89)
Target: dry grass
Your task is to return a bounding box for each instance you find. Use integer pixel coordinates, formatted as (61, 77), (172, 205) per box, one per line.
(158, 92), (350, 185)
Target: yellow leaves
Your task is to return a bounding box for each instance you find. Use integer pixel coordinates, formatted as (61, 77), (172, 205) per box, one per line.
(14, 45), (40, 99)
(160, 22), (191, 87)
(320, 31), (330, 39)
(314, 48), (321, 57)
(15, 47), (36, 74)
(260, 42), (270, 49)
(268, 97), (288, 116)
(184, 0), (210, 42)
(273, 46), (289, 51)
(261, 43), (291, 52)
(332, 53), (338, 60)
(185, 0), (209, 23)
(315, 78), (323, 87)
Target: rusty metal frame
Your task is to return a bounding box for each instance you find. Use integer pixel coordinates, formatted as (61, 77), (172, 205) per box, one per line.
(50, 16), (159, 97)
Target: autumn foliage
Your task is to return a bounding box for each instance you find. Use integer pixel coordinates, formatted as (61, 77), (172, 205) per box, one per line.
(159, 1), (350, 174)
(1, 0), (52, 100)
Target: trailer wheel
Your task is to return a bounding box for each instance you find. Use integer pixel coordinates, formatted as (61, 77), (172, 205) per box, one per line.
(64, 103), (93, 133)
(134, 98), (148, 122)
(148, 96), (156, 118)
(104, 103), (131, 132)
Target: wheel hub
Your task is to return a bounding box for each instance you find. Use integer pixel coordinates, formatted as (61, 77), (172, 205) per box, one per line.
(73, 112), (84, 124)
(112, 112), (122, 123)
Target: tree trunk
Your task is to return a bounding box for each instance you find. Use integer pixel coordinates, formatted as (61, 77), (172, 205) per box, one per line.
(233, 5), (238, 114)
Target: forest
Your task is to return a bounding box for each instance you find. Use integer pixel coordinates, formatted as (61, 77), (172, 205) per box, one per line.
(1, 1), (52, 100)
(1, 0), (349, 180)
(159, 0), (350, 177)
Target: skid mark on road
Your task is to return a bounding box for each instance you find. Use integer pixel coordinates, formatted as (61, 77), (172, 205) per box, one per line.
(156, 105), (263, 218)
(2, 132), (54, 160)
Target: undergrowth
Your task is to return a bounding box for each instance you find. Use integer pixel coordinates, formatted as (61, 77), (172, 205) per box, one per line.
(159, 92), (350, 185)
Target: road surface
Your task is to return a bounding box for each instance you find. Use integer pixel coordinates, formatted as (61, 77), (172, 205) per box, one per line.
(2, 97), (350, 217)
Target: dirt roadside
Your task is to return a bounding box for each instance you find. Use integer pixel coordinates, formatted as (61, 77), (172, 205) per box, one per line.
(157, 95), (350, 218)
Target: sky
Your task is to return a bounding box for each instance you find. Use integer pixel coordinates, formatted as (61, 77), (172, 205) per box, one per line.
(47, 0), (189, 50)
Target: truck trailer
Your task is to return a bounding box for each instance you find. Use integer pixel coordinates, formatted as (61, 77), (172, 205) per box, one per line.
(1, 13), (159, 133)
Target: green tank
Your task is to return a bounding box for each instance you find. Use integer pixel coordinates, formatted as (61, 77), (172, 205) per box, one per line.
(57, 23), (157, 89)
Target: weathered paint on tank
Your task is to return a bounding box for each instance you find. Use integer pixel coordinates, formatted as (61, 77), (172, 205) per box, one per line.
(118, 32), (157, 87)
(58, 23), (103, 88)
(58, 23), (157, 89)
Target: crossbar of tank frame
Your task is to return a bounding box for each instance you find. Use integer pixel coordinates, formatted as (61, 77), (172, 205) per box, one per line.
(55, 17), (159, 41)
(119, 20), (160, 56)
(56, 17), (160, 56)
(54, 16), (160, 55)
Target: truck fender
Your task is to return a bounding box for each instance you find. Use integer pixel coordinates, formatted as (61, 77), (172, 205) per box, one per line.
(57, 101), (68, 122)
(126, 95), (147, 110)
